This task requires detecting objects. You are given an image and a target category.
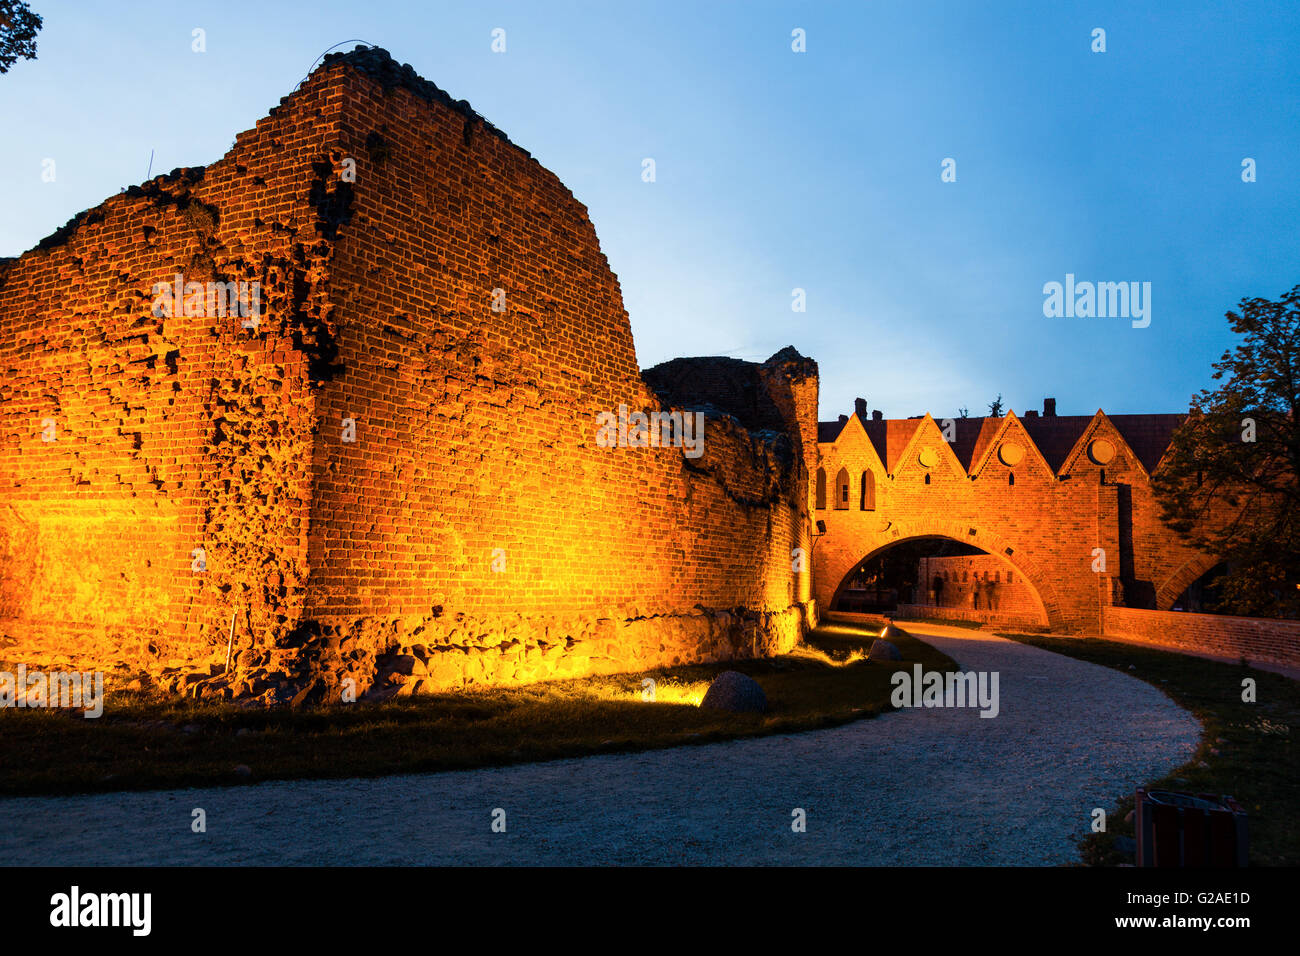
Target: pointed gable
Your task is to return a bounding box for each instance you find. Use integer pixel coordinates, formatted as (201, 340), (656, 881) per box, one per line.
(1058, 410), (1146, 478)
(824, 411), (887, 475)
(892, 414), (967, 479)
(968, 411), (1054, 480)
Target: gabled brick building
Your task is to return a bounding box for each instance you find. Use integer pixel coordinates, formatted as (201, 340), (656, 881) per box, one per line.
(813, 399), (1216, 632)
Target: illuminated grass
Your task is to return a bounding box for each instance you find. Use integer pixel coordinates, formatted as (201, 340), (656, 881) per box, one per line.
(0, 623), (955, 797)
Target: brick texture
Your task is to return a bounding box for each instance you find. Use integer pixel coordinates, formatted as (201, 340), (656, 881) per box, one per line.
(813, 407), (1219, 632)
(0, 49), (816, 698)
(1103, 606), (1300, 668)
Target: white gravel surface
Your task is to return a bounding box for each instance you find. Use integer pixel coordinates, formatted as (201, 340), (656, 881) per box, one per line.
(0, 625), (1201, 865)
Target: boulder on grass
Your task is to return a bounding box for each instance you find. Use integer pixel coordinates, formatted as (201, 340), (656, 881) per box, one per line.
(699, 671), (767, 714)
(868, 638), (902, 661)
(879, 624), (909, 641)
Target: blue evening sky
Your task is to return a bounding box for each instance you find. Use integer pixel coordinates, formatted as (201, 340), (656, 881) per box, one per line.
(4, 1), (1298, 420)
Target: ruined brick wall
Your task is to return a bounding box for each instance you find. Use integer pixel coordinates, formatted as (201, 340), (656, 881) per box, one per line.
(1103, 606), (1300, 668)
(915, 555), (1044, 624)
(294, 51), (814, 693)
(0, 70), (353, 676)
(0, 49), (815, 697)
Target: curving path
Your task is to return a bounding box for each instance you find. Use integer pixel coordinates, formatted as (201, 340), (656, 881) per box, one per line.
(0, 625), (1201, 865)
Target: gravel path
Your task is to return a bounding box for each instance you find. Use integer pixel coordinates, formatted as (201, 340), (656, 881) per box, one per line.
(0, 625), (1201, 865)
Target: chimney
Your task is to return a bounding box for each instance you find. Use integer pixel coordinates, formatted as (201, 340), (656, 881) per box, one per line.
(854, 397), (867, 418)
(837, 414), (849, 424)
(1025, 409), (1038, 418)
(1043, 397), (1057, 417)
(872, 409), (883, 422)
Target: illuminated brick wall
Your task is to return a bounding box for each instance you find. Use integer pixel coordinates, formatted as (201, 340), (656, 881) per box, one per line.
(0, 49), (815, 693)
(813, 406), (1218, 633)
(915, 554), (1044, 624)
(0, 71), (348, 674)
(1103, 606), (1300, 668)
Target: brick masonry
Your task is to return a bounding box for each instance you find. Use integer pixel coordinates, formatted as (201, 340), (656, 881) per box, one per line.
(0, 49), (816, 700)
(1103, 606), (1300, 669)
(813, 405), (1223, 633)
(2, 47), (1295, 697)
(914, 554), (1044, 625)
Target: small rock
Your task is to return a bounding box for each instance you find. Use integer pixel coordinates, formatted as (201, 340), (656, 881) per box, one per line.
(699, 671), (766, 714)
(868, 639), (901, 661)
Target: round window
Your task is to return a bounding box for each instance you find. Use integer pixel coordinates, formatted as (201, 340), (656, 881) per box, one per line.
(998, 442), (1025, 466)
(1089, 438), (1116, 465)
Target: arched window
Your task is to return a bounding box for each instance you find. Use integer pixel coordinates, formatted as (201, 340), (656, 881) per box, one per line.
(860, 470), (875, 510)
(834, 468), (850, 510)
(924, 473), (931, 485)
(815, 468), (827, 510)
(1008, 473), (1015, 486)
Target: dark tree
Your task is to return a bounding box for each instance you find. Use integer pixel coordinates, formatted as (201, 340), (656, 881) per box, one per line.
(986, 394), (1003, 418)
(1153, 285), (1300, 617)
(0, 1), (41, 74)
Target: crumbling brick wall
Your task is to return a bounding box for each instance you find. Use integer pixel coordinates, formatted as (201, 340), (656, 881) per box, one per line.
(0, 48), (816, 698)
(0, 71), (356, 679)
(293, 51), (815, 696)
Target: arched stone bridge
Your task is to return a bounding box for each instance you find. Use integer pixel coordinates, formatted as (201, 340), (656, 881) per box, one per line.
(812, 402), (1217, 632)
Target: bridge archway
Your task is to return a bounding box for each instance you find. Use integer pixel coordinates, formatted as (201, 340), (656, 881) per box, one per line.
(1155, 552), (1226, 611)
(815, 523), (1069, 630)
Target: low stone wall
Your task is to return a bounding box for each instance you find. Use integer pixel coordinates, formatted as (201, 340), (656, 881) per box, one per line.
(895, 603), (1044, 628)
(1102, 606), (1300, 668)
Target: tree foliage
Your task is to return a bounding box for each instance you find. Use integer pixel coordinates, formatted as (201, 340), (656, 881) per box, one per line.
(1153, 285), (1300, 617)
(0, 0), (41, 74)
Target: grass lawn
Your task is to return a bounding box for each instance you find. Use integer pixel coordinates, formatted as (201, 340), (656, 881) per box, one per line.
(1001, 633), (1299, 866)
(0, 621), (954, 798)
